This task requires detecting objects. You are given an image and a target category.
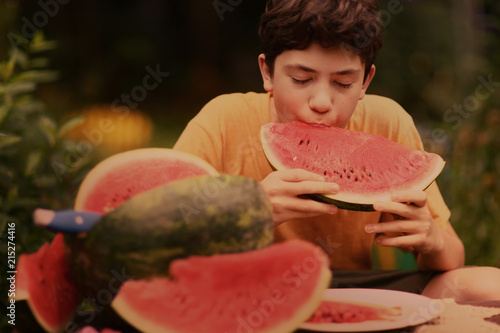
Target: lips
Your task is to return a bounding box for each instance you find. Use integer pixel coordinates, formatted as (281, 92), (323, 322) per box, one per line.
(304, 121), (332, 127)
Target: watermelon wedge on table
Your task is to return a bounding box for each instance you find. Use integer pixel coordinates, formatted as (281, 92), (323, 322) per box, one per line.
(13, 233), (80, 333)
(261, 121), (445, 211)
(112, 240), (331, 333)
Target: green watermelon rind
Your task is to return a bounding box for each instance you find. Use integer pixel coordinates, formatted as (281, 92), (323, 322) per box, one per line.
(260, 123), (446, 212)
(305, 171), (443, 212)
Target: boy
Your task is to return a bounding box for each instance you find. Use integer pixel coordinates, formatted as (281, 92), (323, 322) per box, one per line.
(173, 0), (500, 300)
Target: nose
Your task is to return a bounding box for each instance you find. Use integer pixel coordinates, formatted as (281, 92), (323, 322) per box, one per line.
(309, 88), (332, 113)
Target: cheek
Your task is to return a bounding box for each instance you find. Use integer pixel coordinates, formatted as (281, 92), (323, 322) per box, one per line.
(274, 90), (302, 114)
(336, 100), (358, 127)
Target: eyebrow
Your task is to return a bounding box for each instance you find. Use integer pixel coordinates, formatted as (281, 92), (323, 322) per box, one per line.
(285, 64), (360, 75)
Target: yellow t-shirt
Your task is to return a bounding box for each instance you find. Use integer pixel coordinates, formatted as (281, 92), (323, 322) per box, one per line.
(173, 92), (451, 269)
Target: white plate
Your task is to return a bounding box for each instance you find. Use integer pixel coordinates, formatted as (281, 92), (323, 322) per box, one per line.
(300, 288), (443, 332)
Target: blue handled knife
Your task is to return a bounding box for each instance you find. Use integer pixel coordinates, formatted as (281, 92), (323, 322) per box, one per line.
(33, 208), (102, 233)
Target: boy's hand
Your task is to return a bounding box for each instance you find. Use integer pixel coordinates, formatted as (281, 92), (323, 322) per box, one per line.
(364, 190), (445, 255)
(261, 169), (339, 226)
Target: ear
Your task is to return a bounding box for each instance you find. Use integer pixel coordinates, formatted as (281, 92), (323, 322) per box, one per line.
(359, 65), (376, 100)
(258, 54), (274, 93)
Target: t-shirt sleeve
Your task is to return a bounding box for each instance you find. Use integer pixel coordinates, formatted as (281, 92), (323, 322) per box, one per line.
(172, 96), (226, 172)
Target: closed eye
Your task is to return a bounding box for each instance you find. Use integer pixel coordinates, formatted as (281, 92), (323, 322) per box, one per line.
(336, 82), (352, 88)
(291, 77), (311, 85)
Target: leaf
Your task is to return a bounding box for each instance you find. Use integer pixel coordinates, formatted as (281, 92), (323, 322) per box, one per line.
(13, 95), (45, 114)
(58, 116), (85, 138)
(37, 116), (57, 147)
(1, 81), (36, 96)
(25, 150), (43, 177)
(0, 134), (21, 148)
(0, 53), (17, 82)
(0, 105), (9, 125)
(11, 70), (59, 84)
(8, 48), (29, 70)
(29, 57), (51, 69)
(30, 40), (58, 54)
(30, 32), (58, 54)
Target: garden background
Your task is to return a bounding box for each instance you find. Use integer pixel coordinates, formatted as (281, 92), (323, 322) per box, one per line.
(1, 0), (499, 329)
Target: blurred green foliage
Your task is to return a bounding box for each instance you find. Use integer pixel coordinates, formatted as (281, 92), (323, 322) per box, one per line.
(0, 32), (93, 330)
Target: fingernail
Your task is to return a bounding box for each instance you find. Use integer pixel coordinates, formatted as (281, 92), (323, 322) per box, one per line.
(330, 206), (338, 214)
(365, 224), (374, 233)
(332, 183), (340, 192)
(373, 201), (382, 210)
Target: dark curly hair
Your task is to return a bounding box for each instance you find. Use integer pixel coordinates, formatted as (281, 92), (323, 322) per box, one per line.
(259, 0), (383, 80)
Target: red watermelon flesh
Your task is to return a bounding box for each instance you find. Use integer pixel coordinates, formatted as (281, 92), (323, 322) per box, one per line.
(261, 121), (445, 211)
(112, 240), (331, 333)
(74, 148), (218, 214)
(14, 233), (80, 333)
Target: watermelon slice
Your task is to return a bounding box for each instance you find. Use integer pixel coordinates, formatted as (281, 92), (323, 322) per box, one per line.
(261, 121), (445, 211)
(306, 299), (402, 323)
(74, 148), (218, 213)
(112, 240), (331, 333)
(13, 233), (80, 333)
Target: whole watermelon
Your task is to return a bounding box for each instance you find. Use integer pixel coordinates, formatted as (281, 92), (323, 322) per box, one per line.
(67, 174), (273, 297)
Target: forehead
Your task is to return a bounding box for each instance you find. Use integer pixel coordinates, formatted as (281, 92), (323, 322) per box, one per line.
(275, 43), (364, 72)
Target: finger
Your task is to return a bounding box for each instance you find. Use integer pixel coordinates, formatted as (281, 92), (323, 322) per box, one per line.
(274, 197), (338, 222)
(375, 233), (419, 250)
(373, 200), (420, 220)
(365, 220), (423, 235)
(289, 180), (339, 196)
(391, 190), (427, 207)
(288, 196), (338, 215)
(278, 168), (325, 182)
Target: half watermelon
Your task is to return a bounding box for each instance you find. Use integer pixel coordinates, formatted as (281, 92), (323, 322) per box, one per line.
(68, 174), (274, 298)
(112, 240), (331, 333)
(74, 148), (218, 213)
(261, 121), (445, 211)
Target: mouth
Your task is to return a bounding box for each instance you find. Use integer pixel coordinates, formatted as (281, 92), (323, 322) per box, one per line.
(303, 121), (332, 127)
